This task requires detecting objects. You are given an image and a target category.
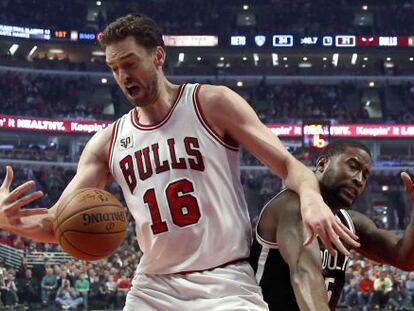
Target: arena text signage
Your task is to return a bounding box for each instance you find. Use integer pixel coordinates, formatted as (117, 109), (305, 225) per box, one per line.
(0, 116), (413, 138)
(268, 124), (414, 138)
(0, 115), (111, 134)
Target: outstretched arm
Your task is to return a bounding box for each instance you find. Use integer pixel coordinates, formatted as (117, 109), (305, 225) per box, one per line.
(0, 124), (114, 243)
(198, 84), (359, 255)
(274, 192), (330, 311)
(348, 172), (414, 271)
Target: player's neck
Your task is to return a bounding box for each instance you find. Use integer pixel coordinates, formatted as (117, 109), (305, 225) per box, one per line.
(136, 78), (181, 125)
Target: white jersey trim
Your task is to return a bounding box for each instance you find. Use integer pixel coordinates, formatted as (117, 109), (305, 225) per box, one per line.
(108, 120), (120, 174)
(255, 247), (270, 284)
(338, 209), (355, 234)
(254, 189), (290, 250)
(130, 84), (186, 131)
(192, 84), (239, 151)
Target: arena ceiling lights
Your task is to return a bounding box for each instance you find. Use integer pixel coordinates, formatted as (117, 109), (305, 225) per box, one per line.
(27, 45), (37, 59)
(8, 44), (18, 55)
(332, 53), (339, 67)
(272, 53), (278, 66)
(92, 50), (105, 56)
(351, 53), (358, 65)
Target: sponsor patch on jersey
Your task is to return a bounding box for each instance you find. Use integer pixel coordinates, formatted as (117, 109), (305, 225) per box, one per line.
(119, 135), (133, 151)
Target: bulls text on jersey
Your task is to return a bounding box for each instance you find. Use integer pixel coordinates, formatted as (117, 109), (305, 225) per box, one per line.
(119, 137), (205, 193)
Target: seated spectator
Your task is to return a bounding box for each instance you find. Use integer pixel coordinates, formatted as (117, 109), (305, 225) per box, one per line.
(343, 269), (361, 309)
(4, 272), (18, 310)
(405, 272), (414, 308)
(41, 267), (58, 305)
(102, 275), (117, 310)
(116, 272), (131, 308)
(358, 271), (374, 311)
(74, 272), (89, 309)
(386, 281), (410, 310)
(88, 275), (103, 309)
(55, 279), (83, 310)
(16, 269), (39, 310)
(372, 271), (393, 309)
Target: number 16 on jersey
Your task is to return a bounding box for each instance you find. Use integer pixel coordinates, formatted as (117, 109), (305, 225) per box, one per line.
(143, 178), (201, 234)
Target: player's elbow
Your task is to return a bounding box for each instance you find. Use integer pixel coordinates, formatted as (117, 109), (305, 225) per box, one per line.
(395, 260), (414, 271)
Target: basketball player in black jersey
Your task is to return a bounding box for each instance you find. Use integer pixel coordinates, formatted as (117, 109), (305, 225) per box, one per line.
(250, 140), (414, 310)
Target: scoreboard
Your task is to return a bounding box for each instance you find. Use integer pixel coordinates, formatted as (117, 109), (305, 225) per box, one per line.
(0, 22), (413, 49)
(229, 34), (414, 48)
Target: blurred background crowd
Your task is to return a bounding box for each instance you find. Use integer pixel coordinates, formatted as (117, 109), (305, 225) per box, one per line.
(0, 0), (414, 310)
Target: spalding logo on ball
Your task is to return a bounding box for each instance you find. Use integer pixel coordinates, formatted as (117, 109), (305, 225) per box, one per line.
(53, 188), (128, 261)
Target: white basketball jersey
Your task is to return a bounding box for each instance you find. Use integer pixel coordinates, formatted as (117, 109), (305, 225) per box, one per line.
(108, 83), (251, 274)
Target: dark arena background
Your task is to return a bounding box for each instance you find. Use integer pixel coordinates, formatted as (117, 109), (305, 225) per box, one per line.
(0, 0), (414, 310)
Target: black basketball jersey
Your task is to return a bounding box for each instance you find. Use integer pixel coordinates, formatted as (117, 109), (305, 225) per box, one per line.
(250, 200), (355, 311)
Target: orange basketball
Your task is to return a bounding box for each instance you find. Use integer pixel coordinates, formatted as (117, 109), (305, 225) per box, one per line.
(53, 188), (128, 261)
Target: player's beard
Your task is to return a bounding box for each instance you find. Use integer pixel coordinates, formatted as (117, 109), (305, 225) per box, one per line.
(128, 69), (160, 108)
(320, 176), (353, 210)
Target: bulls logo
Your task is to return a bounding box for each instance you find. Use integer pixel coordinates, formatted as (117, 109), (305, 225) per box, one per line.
(120, 136), (133, 150)
(255, 35), (266, 47)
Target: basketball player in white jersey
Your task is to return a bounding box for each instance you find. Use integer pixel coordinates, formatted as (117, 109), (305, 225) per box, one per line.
(0, 14), (359, 310)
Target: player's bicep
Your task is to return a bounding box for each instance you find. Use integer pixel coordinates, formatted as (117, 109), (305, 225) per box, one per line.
(277, 202), (321, 269)
(348, 210), (400, 265)
(275, 193), (321, 269)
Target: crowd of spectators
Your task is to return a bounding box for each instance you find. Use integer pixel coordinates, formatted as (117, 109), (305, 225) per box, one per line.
(0, 234), (414, 310)
(340, 254), (414, 311)
(0, 231), (140, 310)
(1, 71), (414, 124)
(0, 161), (412, 310)
(0, 71), (108, 120)
(246, 80), (371, 124)
(0, 146), (69, 163)
(0, 0), (413, 35)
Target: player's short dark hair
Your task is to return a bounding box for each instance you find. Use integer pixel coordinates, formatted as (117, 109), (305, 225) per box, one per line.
(319, 140), (372, 160)
(100, 13), (164, 50)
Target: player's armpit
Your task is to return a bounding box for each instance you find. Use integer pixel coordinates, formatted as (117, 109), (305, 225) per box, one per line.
(275, 195), (330, 311)
(348, 210), (414, 270)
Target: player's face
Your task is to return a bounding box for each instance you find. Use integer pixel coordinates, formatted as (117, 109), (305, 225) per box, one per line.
(105, 36), (164, 108)
(318, 147), (372, 208)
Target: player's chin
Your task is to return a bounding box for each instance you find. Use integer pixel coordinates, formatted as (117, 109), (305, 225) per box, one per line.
(127, 95), (146, 107)
(337, 192), (354, 208)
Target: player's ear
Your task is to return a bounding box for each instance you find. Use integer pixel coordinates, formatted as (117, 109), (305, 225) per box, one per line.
(154, 46), (165, 68)
(316, 156), (329, 173)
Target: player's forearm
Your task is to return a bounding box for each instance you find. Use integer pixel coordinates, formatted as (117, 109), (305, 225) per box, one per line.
(278, 209), (330, 311)
(290, 266), (329, 311)
(284, 156), (321, 198)
(2, 211), (57, 244)
(289, 249), (330, 311)
(394, 212), (414, 270)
